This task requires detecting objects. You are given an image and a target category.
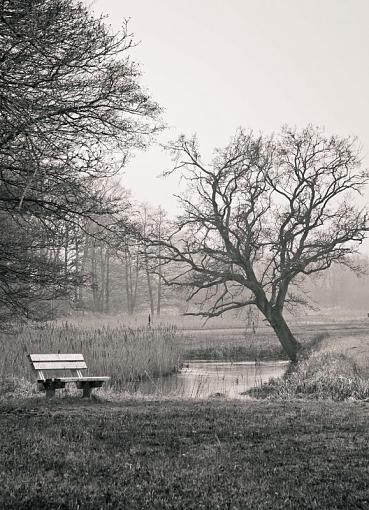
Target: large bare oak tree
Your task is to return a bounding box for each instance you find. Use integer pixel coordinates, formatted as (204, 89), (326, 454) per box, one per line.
(154, 126), (368, 361)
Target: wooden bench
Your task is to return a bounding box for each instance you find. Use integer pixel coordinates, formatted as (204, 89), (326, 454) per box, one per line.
(28, 353), (110, 398)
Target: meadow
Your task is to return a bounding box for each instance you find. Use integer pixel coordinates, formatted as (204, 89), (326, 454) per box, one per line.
(1, 398), (369, 509)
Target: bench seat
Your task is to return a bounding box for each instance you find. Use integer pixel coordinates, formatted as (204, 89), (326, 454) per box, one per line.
(29, 353), (111, 398)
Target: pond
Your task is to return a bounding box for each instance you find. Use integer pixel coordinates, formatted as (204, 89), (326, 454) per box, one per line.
(127, 360), (289, 399)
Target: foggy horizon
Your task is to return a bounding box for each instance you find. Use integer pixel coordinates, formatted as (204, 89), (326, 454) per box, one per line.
(92, 0), (369, 229)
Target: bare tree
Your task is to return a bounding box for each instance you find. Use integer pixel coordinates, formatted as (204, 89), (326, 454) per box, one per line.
(1, 0), (160, 219)
(154, 207), (166, 317)
(0, 214), (79, 322)
(0, 0), (160, 321)
(153, 126), (368, 361)
(136, 204), (170, 318)
(141, 206), (155, 318)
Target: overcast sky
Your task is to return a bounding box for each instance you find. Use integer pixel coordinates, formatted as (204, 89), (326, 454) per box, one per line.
(92, 0), (369, 216)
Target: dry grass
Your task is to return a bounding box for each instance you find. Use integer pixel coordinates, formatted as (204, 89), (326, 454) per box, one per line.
(2, 399), (369, 509)
(0, 322), (183, 388)
(253, 351), (369, 401)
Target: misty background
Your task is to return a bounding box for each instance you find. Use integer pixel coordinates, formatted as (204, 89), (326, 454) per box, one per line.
(87, 0), (369, 320)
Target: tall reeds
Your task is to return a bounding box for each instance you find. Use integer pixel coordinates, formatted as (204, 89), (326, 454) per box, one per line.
(0, 323), (183, 388)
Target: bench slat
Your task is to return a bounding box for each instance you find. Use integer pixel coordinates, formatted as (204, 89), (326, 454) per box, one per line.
(29, 354), (85, 362)
(38, 376), (111, 382)
(63, 376), (110, 381)
(32, 361), (87, 370)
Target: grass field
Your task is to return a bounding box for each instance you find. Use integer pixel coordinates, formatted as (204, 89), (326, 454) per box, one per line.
(1, 398), (369, 509)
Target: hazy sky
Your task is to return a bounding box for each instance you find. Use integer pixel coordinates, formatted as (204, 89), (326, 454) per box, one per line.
(92, 0), (369, 215)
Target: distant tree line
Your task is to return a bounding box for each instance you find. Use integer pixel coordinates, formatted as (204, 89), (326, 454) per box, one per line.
(59, 201), (181, 318)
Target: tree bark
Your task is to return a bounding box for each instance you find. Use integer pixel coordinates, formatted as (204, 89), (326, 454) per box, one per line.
(79, 234), (89, 307)
(131, 252), (139, 313)
(156, 221), (162, 317)
(105, 248), (110, 313)
(123, 246), (132, 314)
(255, 290), (301, 361)
(269, 309), (301, 362)
(64, 223), (69, 276)
(74, 232), (80, 303)
(91, 242), (99, 311)
(145, 252), (155, 318)
(156, 271), (161, 317)
(98, 243), (105, 312)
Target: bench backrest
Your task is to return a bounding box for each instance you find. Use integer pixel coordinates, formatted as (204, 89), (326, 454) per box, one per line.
(28, 353), (87, 380)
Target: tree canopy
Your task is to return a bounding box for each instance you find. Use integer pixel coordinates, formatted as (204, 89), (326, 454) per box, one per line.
(0, 0), (160, 321)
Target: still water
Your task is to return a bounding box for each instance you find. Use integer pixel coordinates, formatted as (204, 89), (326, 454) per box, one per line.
(128, 360), (289, 399)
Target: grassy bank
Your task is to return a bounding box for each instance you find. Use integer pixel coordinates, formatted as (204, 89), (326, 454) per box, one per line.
(251, 350), (369, 401)
(184, 342), (288, 361)
(1, 398), (369, 509)
(0, 323), (183, 388)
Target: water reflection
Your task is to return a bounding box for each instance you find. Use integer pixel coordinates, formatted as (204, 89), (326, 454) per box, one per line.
(127, 360), (288, 398)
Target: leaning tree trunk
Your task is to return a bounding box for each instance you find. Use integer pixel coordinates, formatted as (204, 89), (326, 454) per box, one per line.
(257, 296), (301, 361)
(269, 309), (301, 362)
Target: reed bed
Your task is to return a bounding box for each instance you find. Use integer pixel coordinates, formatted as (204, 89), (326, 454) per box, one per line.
(0, 323), (183, 388)
(181, 329), (289, 361)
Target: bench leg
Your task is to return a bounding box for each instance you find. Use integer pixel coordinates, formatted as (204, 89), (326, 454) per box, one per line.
(46, 387), (55, 399)
(82, 385), (92, 398)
